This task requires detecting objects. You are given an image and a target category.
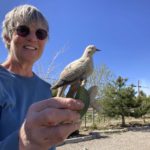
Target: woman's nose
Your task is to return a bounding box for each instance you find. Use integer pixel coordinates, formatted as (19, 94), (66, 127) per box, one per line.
(27, 31), (38, 42)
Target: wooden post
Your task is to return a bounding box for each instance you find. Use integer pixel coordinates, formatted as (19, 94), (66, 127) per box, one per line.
(84, 113), (87, 128)
(92, 108), (95, 125)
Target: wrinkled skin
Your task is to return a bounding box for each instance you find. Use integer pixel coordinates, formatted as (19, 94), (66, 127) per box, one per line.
(19, 97), (84, 150)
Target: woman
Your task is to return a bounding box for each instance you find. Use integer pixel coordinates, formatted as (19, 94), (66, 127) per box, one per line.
(0, 5), (83, 150)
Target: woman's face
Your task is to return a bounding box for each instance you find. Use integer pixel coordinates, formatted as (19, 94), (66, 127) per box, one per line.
(8, 22), (48, 65)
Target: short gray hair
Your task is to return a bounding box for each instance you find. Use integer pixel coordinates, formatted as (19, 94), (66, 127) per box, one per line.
(1, 4), (49, 49)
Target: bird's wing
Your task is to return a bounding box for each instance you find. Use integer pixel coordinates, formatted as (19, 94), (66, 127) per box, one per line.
(60, 59), (86, 82)
(52, 59), (87, 89)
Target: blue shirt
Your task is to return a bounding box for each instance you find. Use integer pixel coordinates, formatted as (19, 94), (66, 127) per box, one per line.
(0, 66), (55, 150)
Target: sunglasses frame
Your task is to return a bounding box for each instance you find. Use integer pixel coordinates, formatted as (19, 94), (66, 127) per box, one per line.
(15, 25), (48, 40)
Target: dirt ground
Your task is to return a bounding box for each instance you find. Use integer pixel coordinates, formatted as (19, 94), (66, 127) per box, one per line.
(57, 127), (150, 150)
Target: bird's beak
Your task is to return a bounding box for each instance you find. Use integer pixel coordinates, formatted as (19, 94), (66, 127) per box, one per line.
(96, 49), (101, 51)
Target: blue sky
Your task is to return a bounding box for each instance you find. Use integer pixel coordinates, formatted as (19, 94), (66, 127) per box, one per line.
(0, 0), (150, 95)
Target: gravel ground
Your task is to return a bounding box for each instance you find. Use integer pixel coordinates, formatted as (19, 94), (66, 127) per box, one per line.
(57, 128), (150, 150)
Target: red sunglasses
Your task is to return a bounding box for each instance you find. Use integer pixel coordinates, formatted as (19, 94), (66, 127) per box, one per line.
(15, 25), (48, 40)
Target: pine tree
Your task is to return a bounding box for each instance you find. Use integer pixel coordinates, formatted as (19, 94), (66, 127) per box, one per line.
(131, 91), (150, 122)
(101, 76), (136, 126)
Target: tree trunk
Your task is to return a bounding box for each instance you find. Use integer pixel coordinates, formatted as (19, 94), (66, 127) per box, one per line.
(121, 115), (126, 127)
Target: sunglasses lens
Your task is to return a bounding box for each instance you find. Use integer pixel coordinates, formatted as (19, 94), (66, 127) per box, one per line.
(16, 25), (47, 40)
(16, 25), (29, 37)
(36, 29), (48, 40)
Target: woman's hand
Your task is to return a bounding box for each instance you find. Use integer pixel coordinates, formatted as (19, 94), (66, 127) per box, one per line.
(19, 97), (84, 150)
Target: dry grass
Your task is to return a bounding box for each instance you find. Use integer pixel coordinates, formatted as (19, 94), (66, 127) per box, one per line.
(81, 113), (150, 131)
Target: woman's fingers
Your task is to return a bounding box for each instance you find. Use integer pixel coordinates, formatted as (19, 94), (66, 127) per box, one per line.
(20, 97), (84, 149)
(30, 97), (84, 112)
(30, 122), (81, 146)
(31, 107), (80, 126)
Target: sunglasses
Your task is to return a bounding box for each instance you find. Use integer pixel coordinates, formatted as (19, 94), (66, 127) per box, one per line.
(15, 25), (48, 40)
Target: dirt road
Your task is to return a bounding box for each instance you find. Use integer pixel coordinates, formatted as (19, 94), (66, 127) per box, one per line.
(57, 127), (150, 150)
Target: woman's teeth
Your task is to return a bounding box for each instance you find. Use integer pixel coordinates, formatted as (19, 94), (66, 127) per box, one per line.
(24, 46), (37, 50)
